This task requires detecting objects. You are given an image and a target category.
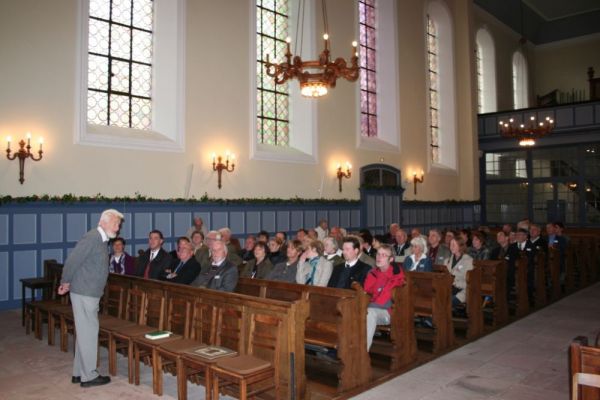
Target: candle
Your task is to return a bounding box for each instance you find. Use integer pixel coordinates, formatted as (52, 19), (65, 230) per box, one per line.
(39, 137), (44, 151)
(6, 136), (11, 151)
(225, 150), (230, 163)
(26, 132), (31, 146)
(211, 152), (216, 164)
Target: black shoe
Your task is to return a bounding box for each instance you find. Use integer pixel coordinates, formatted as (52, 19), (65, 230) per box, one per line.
(71, 376), (81, 384)
(80, 375), (111, 388)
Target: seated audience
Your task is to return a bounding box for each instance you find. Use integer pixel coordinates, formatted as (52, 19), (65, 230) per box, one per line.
(410, 227), (426, 241)
(219, 227), (241, 254)
(529, 224), (547, 253)
(295, 229), (308, 241)
(445, 237), (474, 306)
(191, 231), (207, 257)
(257, 230), (269, 243)
(444, 229), (455, 248)
(392, 229), (411, 257)
(364, 244), (405, 350)
(296, 239), (333, 286)
(355, 234), (376, 267)
(323, 236), (343, 266)
(515, 227), (535, 303)
(468, 231), (490, 260)
(108, 237), (135, 275)
(134, 230), (172, 279)
(315, 219), (329, 240)
(240, 241), (273, 279)
(372, 234), (386, 251)
(546, 222), (566, 275)
(307, 229), (318, 240)
(239, 234), (256, 262)
(328, 236), (371, 289)
(161, 239), (201, 284)
(169, 236), (190, 261)
(502, 223), (513, 237)
(186, 215), (208, 238)
(360, 231), (377, 258)
(329, 226), (344, 248)
(267, 237), (286, 266)
(192, 240), (238, 291)
(266, 239), (303, 283)
(403, 236), (432, 272)
(275, 231), (287, 245)
(427, 228), (451, 265)
(383, 223), (400, 244)
(458, 228), (472, 247)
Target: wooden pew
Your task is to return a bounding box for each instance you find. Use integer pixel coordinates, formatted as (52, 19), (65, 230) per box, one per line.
(235, 278), (372, 393)
(405, 271), (454, 353)
(570, 338), (600, 400)
(548, 247), (562, 301)
(474, 260), (508, 327)
(370, 283), (417, 371)
(534, 251), (547, 308)
(432, 265), (483, 340)
(514, 254), (529, 317)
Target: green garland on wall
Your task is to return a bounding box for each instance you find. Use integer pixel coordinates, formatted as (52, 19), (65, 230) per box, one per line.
(0, 192), (478, 206)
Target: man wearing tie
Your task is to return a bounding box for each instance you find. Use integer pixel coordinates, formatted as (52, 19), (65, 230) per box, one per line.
(192, 240), (238, 292)
(162, 239), (201, 284)
(328, 236), (371, 289)
(134, 230), (172, 279)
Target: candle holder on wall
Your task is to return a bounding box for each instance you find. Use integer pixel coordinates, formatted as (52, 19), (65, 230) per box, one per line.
(6, 132), (44, 184)
(336, 162), (352, 192)
(212, 151), (235, 189)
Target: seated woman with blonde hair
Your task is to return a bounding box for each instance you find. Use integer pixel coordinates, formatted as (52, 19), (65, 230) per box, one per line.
(403, 236), (432, 272)
(445, 237), (474, 307)
(296, 239), (333, 287)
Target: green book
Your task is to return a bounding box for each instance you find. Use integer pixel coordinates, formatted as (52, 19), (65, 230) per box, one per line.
(144, 330), (172, 340)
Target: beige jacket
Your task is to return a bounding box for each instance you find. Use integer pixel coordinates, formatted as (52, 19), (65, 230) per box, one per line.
(296, 257), (333, 287)
(445, 253), (474, 303)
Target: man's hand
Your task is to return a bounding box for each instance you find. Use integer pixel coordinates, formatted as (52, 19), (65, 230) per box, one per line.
(58, 283), (70, 295)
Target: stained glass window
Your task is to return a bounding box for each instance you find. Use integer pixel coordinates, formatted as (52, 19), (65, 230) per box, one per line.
(476, 44), (483, 114)
(256, 0), (290, 147)
(426, 15), (440, 164)
(359, 0), (377, 137)
(87, 0), (154, 130)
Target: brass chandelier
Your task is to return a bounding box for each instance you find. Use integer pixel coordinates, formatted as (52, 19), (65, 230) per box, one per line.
(264, 0), (360, 98)
(498, 115), (554, 147)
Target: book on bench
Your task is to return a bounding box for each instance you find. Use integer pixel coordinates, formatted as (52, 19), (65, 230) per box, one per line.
(144, 330), (172, 340)
(189, 345), (237, 360)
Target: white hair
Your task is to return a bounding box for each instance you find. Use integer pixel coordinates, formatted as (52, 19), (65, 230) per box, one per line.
(99, 209), (124, 223)
(410, 236), (428, 254)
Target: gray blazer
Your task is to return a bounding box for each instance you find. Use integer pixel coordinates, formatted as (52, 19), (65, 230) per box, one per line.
(61, 228), (109, 298)
(193, 259), (238, 292)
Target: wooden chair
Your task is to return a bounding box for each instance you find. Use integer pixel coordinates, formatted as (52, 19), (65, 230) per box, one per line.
(573, 373), (600, 400)
(24, 260), (64, 342)
(176, 302), (241, 400)
(133, 288), (193, 395)
(570, 339), (600, 400)
(211, 312), (284, 400)
(475, 260), (508, 327)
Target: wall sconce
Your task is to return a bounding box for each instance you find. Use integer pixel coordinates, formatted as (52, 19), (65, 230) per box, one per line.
(413, 171), (424, 195)
(336, 162), (352, 192)
(212, 151), (235, 189)
(6, 132), (44, 184)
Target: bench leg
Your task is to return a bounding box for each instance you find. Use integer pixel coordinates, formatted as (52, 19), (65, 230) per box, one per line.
(176, 358), (187, 400)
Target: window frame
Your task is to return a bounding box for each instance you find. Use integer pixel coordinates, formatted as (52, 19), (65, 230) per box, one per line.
(75, 0), (186, 152)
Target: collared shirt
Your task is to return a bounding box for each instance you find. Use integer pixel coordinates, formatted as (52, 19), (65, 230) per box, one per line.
(150, 249), (159, 261)
(345, 258), (359, 268)
(97, 226), (109, 242)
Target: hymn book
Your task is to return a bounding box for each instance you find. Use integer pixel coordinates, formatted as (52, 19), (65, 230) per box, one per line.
(144, 330), (172, 340)
(191, 345), (237, 360)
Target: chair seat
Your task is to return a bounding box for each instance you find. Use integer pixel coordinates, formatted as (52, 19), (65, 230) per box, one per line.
(158, 338), (204, 353)
(134, 333), (182, 346)
(216, 355), (271, 375)
(113, 324), (155, 337)
(99, 316), (136, 330)
(29, 299), (63, 311)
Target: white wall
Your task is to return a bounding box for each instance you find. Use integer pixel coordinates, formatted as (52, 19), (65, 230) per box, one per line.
(0, 0), (479, 201)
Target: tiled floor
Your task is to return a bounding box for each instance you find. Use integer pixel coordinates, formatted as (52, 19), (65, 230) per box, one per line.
(1, 283), (598, 400)
(352, 282), (600, 400)
(0, 309), (232, 400)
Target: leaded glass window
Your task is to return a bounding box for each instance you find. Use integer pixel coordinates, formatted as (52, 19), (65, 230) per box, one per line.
(87, 0), (154, 130)
(256, 0), (290, 146)
(426, 15), (439, 163)
(476, 43), (483, 114)
(359, 0), (377, 137)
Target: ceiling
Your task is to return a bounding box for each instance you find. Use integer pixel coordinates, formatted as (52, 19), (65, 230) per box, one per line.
(474, 0), (600, 44)
(523, 0), (600, 21)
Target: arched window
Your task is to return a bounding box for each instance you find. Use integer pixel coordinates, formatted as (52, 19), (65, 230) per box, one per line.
(512, 50), (529, 109)
(360, 164), (401, 187)
(475, 28), (497, 113)
(252, 0), (317, 163)
(77, 0), (186, 151)
(356, 0), (400, 151)
(426, 1), (456, 170)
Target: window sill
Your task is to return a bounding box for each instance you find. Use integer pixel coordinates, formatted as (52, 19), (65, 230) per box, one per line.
(356, 135), (400, 153)
(76, 124), (184, 152)
(251, 143), (317, 164)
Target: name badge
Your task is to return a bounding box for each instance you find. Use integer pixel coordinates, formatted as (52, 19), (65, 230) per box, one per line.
(215, 275), (221, 279)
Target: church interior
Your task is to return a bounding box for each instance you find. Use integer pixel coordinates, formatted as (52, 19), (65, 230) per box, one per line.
(1, 0), (600, 399)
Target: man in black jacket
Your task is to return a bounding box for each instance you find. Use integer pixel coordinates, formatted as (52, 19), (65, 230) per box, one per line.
(162, 239), (201, 285)
(328, 236), (371, 289)
(134, 230), (172, 279)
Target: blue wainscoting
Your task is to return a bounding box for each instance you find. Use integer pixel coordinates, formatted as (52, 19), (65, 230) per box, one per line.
(0, 199), (480, 310)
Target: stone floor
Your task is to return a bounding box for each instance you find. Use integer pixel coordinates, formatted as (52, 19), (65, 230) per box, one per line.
(1, 283), (599, 400)
(0, 309), (233, 400)
(352, 282), (600, 400)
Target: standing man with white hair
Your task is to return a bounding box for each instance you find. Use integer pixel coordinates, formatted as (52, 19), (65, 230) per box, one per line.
(58, 209), (124, 387)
